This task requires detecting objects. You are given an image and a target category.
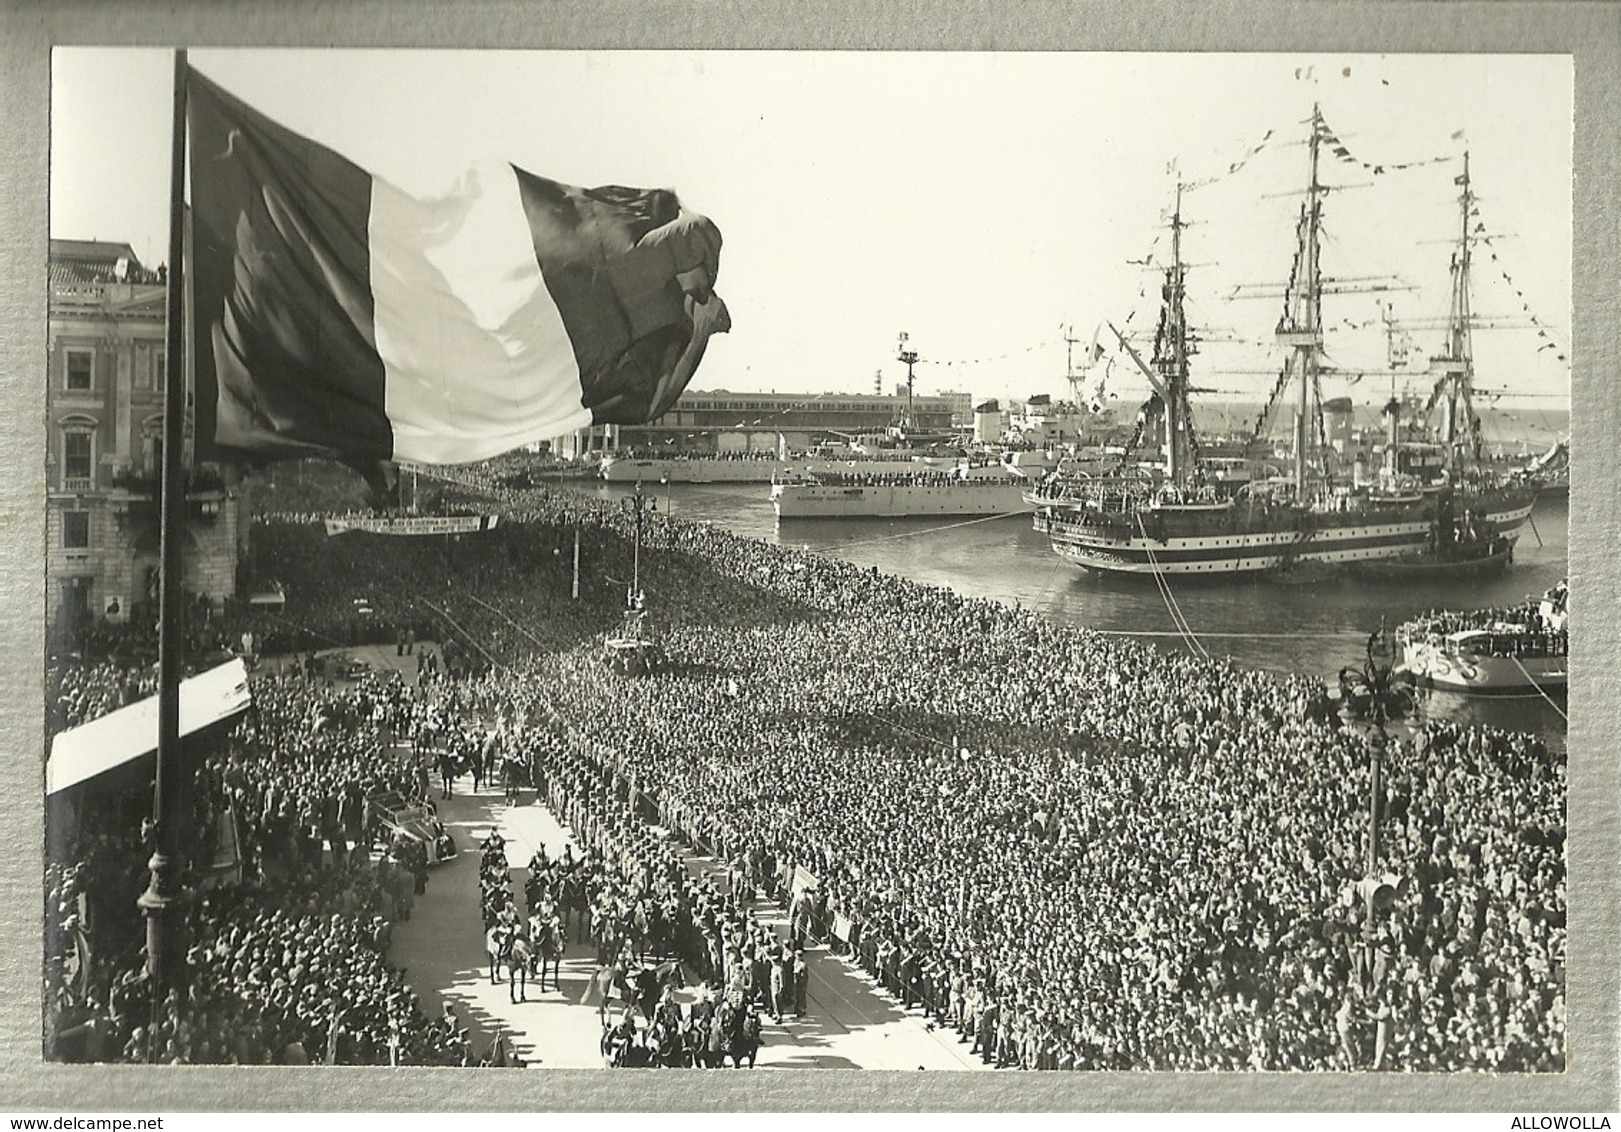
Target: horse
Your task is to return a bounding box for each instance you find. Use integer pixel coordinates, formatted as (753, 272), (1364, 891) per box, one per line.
(726, 1005), (763, 1069)
(560, 872), (590, 943)
(505, 934), (535, 1003)
(649, 1020), (686, 1068)
(584, 963), (635, 1025)
(502, 756), (525, 806)
(485, 925), (515, 986)
(633, 959), (686, 1020)
(531, 915), (565, 993)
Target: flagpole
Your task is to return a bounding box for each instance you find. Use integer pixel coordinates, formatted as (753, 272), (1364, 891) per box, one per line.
(136, 46), (189, 1063)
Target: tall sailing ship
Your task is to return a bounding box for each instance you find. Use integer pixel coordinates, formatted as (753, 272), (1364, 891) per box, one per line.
(1029, 108), (1536, 577)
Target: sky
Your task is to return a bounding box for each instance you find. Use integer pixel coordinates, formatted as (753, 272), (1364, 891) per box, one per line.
(49, 49), (1571, 418)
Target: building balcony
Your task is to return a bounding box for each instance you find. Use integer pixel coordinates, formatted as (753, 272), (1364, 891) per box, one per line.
(109, 466), (227, 497)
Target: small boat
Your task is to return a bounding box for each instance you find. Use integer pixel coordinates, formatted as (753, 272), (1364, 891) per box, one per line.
(1397, 580), (1568, 693)
(1345, 532), (1512, 581)
(1264, 558), (1341, 586)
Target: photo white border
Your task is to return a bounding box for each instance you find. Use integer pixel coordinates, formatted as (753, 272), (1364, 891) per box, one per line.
(2, 0), (1614, 1112)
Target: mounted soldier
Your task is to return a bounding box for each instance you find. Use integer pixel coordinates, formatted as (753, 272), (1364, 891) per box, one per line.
(533, 912), (565, 992)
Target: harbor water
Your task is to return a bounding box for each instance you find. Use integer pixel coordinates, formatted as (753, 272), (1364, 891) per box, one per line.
(574, 480), (1570, 753)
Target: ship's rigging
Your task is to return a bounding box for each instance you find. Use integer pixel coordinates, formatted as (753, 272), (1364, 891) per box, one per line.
(1103, 105), (1557, 489)
(1024, 104), (1539, 580)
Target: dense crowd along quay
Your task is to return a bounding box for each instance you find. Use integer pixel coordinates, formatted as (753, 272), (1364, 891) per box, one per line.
(44, 462), (1566, 1071)
(44, 65), (1570, 1079)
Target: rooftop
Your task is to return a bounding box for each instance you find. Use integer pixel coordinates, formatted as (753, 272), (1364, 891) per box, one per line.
(49, 236), (166, 290)
(49, 239), (166, 287)
(51, 238), (142, 265)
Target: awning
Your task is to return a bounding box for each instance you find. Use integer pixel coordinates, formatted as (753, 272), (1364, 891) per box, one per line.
(47, 658), (253, 796)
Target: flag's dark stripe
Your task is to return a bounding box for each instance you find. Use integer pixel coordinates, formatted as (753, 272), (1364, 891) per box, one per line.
(187, 68), (392, 462)
(509, 167), (692, 425)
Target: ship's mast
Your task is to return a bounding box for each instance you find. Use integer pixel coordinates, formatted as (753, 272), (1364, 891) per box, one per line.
(1276, 105), (1328, 500)
(1430, 151), (1477, 473)
(1107, 183), (1195, 483)
(896, 332), (920, 432)
(1156, 182), (1195, 484)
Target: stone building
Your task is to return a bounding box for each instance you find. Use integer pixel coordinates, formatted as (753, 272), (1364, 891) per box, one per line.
(46, 239), (241, 648)
(935, 388), (975, 429)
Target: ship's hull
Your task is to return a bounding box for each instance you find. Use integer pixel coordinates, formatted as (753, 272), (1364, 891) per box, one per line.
(1344, 542), (1511, 581)
(773, 482), (1033, 519)
(1531, 473), (1569, 499)
(601, 456), (788, 483)
(1399, 639), (1567, 692)
(1034, 494), (1534, 576)
(601, 454), (958, 483)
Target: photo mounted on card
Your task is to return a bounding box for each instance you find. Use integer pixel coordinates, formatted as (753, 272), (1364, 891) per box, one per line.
(32, 39), (1604, 1110)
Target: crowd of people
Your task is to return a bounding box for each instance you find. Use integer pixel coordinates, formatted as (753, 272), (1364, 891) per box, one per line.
(423, 694), (803, 1068)
(798, 470), (990, 488)
(48, 660), (157, 734)
(45, 653), (487, 1064)
(1401, 580), (1570, 659)
(44, 459), (1568, 1072)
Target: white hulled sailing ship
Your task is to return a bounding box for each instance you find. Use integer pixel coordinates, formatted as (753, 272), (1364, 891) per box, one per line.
(1029, 108), (1536, 577)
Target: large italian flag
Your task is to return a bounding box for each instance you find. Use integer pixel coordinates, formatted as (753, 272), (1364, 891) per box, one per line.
(186, 67), (728, 465)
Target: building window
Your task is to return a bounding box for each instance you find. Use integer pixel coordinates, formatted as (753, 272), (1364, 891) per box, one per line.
(62, 428), (94, 488)
(63, 511), (90, 551)
(135, 344), (160, 390)
(65, 349), (93, 391)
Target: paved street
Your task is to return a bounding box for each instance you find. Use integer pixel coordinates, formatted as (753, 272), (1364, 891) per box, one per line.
(387, 777), (985, 1070)
(310, 641), (986, 1070)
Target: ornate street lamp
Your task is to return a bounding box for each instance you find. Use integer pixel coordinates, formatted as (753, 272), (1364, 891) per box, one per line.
(607, 483), (661, 676)
(1337, 623), (1418, 990)
(620, 481), (658, 608)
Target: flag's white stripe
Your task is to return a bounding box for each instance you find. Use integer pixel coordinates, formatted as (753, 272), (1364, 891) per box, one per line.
(370, 161), (593, 464)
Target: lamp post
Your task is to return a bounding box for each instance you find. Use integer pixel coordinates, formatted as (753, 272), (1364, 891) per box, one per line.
(137, 49), (191, 1063)
(571, 526), (580, 601)
(1336, 623), (1416, 991)
(621, 481), (658, 609)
